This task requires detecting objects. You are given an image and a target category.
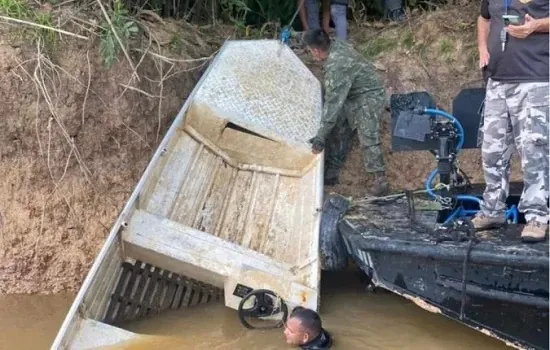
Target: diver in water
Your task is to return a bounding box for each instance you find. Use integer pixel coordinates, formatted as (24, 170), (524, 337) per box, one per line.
(283, 307), (333, 349)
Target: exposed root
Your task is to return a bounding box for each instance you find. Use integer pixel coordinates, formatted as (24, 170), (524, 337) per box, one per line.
(0, 15), (88, 40)
(16, 39), (94, 187)
(82, 50), (91, 125)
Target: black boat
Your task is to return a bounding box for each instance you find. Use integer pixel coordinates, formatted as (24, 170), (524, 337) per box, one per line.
(320, 88), (549, 350)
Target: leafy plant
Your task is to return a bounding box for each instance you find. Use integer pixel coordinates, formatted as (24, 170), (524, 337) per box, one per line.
(99, 0), (139, 67)
(439, 38), (453, 54)
(169, 33), (183, 53)
(219, 0), (250, 27)
(34, 13), (57, 50)
(0, 0), (30, 18)
(402, 30), (414, 49)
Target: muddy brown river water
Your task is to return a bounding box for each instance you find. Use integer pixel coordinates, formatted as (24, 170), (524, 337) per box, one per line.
(0, 271), (508, 350)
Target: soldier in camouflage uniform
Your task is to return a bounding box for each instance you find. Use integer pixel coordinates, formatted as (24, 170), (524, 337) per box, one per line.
(303, 29), (389, 197)
(475, 0), (549, 242)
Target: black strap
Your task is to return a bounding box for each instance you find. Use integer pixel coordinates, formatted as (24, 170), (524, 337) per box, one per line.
(459, 219), (478, 320)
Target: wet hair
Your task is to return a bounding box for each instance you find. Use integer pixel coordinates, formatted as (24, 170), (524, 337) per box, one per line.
(290, 306), (322, 335)
(303, 29), (331, 52)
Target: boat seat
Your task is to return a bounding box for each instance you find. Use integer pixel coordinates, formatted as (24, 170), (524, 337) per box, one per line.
(122, 210), (317, 310)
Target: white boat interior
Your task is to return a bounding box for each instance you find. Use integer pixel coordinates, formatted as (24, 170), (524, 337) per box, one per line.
(51, 40), (324, 350)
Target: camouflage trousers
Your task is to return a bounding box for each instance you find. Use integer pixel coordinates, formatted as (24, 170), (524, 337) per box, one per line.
(324, 95), (386, 180)
(479, 79), (549, 224)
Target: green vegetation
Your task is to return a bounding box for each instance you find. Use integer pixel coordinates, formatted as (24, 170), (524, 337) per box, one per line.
(0, 0), (469, 73)
(439, 38), (453, 54)
(99, 0), (139, 67)
(0, 0), (30, 19)
(0, 0), (57, 51)
(360, 37), (397, 59)
(402, 30), (414, 50)
(33, 12), (56, 50)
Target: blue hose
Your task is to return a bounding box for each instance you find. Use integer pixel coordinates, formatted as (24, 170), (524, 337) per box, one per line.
(443, 207), (463, 225)
(425, 168), (439, 201)
(506, 205), (519, 224)
(421, 108), (519, 225)
(455, 195), (481, 204)
(424, 108), (465, 151)
(442, 205), (519, 226)
(423, 107), (466, 200)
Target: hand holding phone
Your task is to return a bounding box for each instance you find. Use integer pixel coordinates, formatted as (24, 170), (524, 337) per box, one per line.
(505, 14), (537, 39)
(503, 15), (521, 25)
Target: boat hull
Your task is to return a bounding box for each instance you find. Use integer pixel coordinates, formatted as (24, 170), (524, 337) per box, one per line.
(337, 193), (549, 350)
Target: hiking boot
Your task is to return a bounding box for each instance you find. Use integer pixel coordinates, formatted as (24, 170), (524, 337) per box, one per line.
(521, 221), (548, 243)
(471, 214), (505, 231)
(369, 171), (389, 197)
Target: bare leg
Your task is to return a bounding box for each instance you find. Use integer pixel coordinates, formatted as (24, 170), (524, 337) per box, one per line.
(322, 0), (331, 33)
(298, 0), (309, 31)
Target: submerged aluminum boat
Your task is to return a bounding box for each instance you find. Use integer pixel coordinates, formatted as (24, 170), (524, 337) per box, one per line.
(52, 39), (324, 349)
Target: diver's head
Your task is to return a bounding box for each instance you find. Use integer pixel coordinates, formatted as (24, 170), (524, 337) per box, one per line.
(283, 306), (322, 346)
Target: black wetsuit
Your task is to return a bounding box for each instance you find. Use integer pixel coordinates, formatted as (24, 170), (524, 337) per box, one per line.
(300, 328), (333, 350)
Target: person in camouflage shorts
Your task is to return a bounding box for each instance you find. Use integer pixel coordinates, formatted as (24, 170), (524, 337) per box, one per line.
(303, 29), (389, 197)
(476, 0), (549, 242)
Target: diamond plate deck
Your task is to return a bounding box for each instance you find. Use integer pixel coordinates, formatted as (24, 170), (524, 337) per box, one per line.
(193, 40), (323, 149)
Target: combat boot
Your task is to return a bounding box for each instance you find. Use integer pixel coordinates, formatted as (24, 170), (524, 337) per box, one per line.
(521, 221), (548, 243)
(369, 171), (389, 197)
(471, 213), (506, 230)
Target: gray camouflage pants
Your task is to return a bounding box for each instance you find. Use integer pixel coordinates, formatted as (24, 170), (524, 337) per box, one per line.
(479, 79), (549, 224)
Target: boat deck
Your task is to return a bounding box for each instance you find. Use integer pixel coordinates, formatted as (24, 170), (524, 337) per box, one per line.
(340, 195), (548, 261)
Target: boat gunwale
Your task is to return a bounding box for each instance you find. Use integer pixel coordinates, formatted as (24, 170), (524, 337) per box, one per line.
(338, 219), (550, 269)
(51, 39), (231, 350)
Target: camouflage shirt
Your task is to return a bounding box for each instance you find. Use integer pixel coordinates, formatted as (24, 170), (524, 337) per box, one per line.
(317, 39), (384, 140)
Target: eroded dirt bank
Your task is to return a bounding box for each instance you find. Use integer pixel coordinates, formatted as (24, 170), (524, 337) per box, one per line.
(0, 15), (224, 293)
(0, 2), (522, 294)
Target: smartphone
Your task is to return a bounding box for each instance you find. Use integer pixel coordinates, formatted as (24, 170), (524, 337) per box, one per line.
(503, 14), (521, 25)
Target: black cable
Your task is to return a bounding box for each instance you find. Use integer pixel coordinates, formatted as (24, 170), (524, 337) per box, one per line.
(459, 219), (478, 320)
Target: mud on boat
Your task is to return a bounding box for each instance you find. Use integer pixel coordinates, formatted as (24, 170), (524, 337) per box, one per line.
(326, 88), (549, 350)
(52, 39), (325, 349)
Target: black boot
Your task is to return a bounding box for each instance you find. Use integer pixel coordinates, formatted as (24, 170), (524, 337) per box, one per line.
(384, 0), (405, 22)
(369, 171), (390, 197)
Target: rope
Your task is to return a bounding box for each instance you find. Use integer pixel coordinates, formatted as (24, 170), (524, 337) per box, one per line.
(279, 0), (306, 45)
(355, 183), (451, 204)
